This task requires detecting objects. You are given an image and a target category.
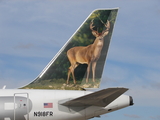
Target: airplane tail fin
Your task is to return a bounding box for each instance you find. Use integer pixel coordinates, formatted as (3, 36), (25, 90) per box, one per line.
(21, 8), (118, 90)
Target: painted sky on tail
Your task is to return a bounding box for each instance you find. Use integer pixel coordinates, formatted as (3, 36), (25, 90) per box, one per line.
(0, 0), (160, 120)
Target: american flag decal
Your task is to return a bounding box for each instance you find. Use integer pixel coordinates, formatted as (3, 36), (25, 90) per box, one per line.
(44, 103), (53, 108)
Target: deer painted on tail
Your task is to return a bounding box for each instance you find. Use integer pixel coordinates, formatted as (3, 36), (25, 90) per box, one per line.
(67, 19), (110, 84)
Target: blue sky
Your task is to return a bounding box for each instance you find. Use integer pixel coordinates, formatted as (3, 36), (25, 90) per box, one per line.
(0, 0), (160, 120)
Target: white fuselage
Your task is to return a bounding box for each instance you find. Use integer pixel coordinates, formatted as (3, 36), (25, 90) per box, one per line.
(0, 89), (131, 120)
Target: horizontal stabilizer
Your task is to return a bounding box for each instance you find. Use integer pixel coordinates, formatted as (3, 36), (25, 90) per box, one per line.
(59, 88), (128, 107)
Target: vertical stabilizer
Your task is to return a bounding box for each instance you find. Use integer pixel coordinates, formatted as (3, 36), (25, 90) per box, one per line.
(21, 9), (118, 90)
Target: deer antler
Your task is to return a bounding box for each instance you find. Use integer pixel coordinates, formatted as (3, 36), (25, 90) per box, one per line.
(90, 19), (95, 30)
(102, 20), (110, 36)
(105, 20), (110, 31)
(90, 19), (99, 37)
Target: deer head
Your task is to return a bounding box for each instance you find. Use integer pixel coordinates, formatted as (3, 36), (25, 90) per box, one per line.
(90, 19), (110, 39)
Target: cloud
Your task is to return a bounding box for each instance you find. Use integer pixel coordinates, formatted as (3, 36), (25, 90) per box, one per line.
(151, 82), (160, 89)
(108, 38), (160, 70)
(150, 116), (160, 120)
(14, 43), (34, 49)
(126, 86), (160, 107)
(124, 114), (141, 118)
(101, 60), (160, 107)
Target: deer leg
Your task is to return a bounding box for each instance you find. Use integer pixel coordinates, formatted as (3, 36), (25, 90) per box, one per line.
(67, 67), (71, 84)
(71, 70), (76, 84)
(92, 61), (97, 82)
(67, 65), (76, 84)
(86, 63), (91, 83)
(72, 63), (79, 84)
(68, 63), (78, 84)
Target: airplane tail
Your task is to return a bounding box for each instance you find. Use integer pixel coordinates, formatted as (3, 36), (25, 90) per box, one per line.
(21, 8), (118, 90)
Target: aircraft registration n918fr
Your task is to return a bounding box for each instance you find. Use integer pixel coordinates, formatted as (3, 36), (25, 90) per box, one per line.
(0, 8), (133, 120)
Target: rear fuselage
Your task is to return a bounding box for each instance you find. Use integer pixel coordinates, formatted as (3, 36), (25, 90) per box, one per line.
(0, 89), (132, 120)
